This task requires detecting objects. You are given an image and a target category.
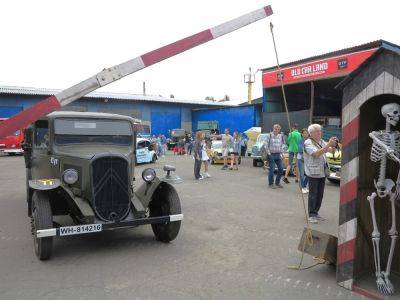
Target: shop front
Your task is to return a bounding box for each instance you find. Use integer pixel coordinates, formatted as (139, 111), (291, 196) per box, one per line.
(260, 41), (394, 135)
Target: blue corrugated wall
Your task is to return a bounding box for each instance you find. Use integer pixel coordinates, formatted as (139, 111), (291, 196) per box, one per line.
(192, 106), (260, 133)
(0, 94), (195, 136)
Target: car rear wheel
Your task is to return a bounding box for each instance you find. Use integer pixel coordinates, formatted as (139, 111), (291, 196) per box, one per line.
(31, 191), (53, 260)
(151, 154), (157, 163)
(253, 159), (258, 167)
(150, 183), (181, 243)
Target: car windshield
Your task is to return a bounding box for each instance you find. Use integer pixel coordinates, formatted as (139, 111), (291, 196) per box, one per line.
(54, 118), (132, 146)
(257, 134), (269, 143)
(212, 141), (222, 149)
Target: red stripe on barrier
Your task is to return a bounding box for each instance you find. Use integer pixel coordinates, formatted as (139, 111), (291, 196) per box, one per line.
(0, 96), (60, 138)
(340, 177), (358, 205)
(264, 5), (273, 16)
(342, 116), (359, 147)
(337, 238), (356, 265)
(141, 29), (213, 66)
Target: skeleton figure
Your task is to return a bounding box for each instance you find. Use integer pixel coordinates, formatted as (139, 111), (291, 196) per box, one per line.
(368, 103), (400, 295)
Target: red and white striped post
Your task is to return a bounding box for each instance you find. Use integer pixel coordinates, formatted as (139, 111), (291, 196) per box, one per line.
(0, 5), (273, 138)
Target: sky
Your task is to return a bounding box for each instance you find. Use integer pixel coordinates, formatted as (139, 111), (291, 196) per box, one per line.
(1, 0), (399, 104)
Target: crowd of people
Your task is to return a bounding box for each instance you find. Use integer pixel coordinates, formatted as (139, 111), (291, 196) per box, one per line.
(187, 123), (338, 225)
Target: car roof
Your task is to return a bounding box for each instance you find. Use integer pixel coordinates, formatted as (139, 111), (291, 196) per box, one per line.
(44, 111), (140, 123)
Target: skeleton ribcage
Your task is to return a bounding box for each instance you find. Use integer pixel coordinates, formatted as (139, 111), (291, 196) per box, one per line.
(370, 131), (400, 162)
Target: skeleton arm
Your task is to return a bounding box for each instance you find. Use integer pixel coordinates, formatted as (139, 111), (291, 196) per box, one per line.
(369, 132), (400, 164)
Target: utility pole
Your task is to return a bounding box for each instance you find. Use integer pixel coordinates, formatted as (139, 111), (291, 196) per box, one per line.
(244, 67), (255, 104)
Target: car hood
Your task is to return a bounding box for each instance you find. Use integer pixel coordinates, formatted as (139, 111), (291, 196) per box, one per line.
(53, 145), (133, 160)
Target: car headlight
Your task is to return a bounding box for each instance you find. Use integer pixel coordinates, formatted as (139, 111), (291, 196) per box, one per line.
(142, 168), (156, 183)
(63, 169), (79, 185)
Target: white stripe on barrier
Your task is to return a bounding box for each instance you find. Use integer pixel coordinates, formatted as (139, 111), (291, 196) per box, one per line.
(341, 157), (358, 185)
(338, 218), (357, 245)
(119, 57), (146, 76)
(210, 7), (268, 39)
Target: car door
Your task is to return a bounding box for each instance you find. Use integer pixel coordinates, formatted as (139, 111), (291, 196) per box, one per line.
(136, 140), (148, 163)
(31, 120), (53, 179)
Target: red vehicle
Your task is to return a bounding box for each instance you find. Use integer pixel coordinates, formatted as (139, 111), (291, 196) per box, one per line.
(0, 118), (24, 155)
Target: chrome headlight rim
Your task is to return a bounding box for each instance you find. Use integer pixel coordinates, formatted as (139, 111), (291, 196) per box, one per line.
(142, 168), (156, 183)
(62, 169), (79, 185)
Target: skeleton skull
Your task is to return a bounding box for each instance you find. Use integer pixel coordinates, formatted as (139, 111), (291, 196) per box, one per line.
(381, 103), (400, 126)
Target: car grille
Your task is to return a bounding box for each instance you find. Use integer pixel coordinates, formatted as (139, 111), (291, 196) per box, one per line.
(91, 155), (130, 221)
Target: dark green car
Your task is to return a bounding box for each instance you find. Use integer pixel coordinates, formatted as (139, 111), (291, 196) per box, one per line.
(22, 111), (182, 260)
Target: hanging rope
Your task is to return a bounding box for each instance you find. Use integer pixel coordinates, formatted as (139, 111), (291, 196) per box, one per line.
(269, 22), (327, 270)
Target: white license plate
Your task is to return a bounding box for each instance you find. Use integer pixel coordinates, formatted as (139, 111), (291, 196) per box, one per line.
(59, 224), (102, 236)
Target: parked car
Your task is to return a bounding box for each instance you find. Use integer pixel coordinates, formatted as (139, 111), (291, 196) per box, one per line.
(0, 118), (24, 155)
(22, 111), (182, 260)
(251, 134), (269, 167)
(206, 140), (241, 165)
(326, 144), (342, 183)
(252, 133), (293, 173)
(167, 129), (186, 150)
(136, 138), (157, 164)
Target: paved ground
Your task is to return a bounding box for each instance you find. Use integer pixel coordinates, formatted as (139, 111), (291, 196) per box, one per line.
(0, 154), (365, 299)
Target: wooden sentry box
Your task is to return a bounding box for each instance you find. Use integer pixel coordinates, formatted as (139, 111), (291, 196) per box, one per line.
(298, 228), (337, 265)
(336, 45), (400, 291)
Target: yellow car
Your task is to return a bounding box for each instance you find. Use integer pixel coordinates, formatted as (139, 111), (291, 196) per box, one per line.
(207, 140), (241, 165)
(326, 145), (341, 183)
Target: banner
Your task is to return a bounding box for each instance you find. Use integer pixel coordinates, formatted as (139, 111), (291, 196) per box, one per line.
(262, 48), (377, 88)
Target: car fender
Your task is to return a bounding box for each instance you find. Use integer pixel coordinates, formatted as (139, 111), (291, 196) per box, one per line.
(135, 177), (175, 208)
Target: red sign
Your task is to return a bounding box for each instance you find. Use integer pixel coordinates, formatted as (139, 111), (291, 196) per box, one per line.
(262, 48), (377, 88)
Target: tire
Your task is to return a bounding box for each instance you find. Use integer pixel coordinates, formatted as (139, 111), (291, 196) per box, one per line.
(31, 191), (53, 260)
(150, 183), (181, 243)
(253, 159), (258, 167)
(151, 154), (157, 163)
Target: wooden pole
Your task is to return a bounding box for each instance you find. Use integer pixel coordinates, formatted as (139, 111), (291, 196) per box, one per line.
(309, 81), (314, 124)
(269, 22), (291, 131)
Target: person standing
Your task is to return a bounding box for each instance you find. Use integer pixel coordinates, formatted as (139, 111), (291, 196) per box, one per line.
(304, 124), (337, 224)
(264, 124), (286, 188)
(240, 133), (248, 157)
(193, 131), (204, 180)
(229, 131), (241, 170)
(283, 123), (301, 184)
(214, 128), (233, 170)
(201, 137), (211, 178)
(297, 128), (309, 194)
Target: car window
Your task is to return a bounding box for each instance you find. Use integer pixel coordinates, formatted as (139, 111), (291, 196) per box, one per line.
(144, 141), (150, 148)
(34, 120), (49, 149)
(137, 141), (146, 149)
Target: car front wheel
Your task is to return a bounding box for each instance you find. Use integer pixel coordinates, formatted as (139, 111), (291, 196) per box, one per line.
(31, 191), (53, 260)
(150, 183), (181, 243)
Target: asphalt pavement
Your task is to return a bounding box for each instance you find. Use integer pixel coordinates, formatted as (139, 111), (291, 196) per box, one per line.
(0, 154), (364, 299)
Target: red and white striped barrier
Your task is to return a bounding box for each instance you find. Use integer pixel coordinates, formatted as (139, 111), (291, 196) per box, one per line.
(0, 5), (273, 138)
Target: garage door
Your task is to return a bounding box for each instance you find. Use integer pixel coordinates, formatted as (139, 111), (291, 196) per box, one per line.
(151, 112), (181, 136)
(0, 106), (23, 118)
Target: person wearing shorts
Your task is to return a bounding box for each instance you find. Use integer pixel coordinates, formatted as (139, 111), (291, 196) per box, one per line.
(219, 128), (233, 170)
(229, 131), (241, 170)
(284, 123), (301, 184)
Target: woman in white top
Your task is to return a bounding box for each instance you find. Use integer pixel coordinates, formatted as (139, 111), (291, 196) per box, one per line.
(201, 139), (211, 178)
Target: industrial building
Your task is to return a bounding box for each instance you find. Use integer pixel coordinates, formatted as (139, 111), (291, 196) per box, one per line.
(0, 86), (233, 136)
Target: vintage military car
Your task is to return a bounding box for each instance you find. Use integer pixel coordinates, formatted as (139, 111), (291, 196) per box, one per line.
(22, 111), (183, 260)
